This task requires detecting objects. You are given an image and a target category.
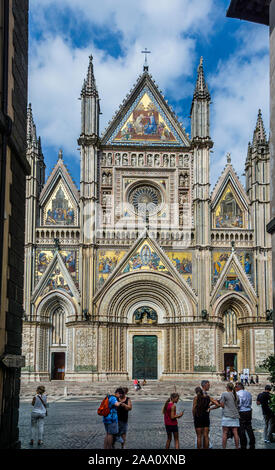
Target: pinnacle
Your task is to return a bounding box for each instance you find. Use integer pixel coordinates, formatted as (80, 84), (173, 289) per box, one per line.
(82, 55), (98, 97)
(193, 56), (210, 100)
(253, 109), (267, 144)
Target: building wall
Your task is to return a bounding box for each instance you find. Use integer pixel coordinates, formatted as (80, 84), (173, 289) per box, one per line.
(0, 0), (29, 449)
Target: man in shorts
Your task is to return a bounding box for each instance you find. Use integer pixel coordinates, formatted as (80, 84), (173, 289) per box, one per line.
(103, 389), (122, 449)
(257, 385), (275, 443)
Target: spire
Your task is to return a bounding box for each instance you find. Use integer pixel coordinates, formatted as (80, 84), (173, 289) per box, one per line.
(82, 55), (98, 97)
(26, 103), (38, 147)
(253, 109), (267, 145)
(193, 57), (210, 100)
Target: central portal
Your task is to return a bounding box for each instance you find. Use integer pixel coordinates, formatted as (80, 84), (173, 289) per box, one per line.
(132, 335), (158, 379)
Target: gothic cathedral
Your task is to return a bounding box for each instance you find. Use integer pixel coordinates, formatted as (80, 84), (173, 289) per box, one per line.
(22, 56), (273, 382)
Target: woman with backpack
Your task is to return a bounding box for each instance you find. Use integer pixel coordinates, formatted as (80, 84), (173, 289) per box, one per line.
(219, 382), (240, 449)
(162, 393), (183, 449)
(29, 385), (47, 446)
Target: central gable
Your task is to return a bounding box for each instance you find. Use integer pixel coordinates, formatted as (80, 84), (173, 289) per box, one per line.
(102, 73), (190, 147)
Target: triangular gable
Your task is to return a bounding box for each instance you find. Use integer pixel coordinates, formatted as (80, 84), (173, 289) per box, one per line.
(39, 156), (79, 226)
(211, 252), (257, 304)
(212, 250), (254, 287)
(211, 164), (250, 229)
(93, 231), (197, 304)
(101, 73), (190, 147)
(35, 248), (79, 288)
(32, 251), (80, 303)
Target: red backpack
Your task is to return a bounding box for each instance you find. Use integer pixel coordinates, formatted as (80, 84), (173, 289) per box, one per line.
(97, 395), (110, 417)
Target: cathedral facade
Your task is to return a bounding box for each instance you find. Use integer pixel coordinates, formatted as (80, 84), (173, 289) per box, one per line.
(22, 56), (273, 382)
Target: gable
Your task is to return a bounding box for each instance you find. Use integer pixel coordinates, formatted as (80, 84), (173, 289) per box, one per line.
(213, 182), (247, 229)
(32, 251), (79, 303)
(41, 178), (78, 226)
(211, 253), (257, 304)
(102, 74), (190, 147)
(121, 240), (172, 275)
(36, 248), (79, 288)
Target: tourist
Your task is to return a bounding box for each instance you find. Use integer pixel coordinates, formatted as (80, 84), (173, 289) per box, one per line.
(256, 385), (275, 443)
(142, 378), (147, 386)
(240, 372), (244, 385)
(244, 373), (250, 386)
(233, 370), (238, 382)
(29, 385), (47, 446)
(235, 382), (255, 449)
(116, 387), (132, 449)
(219, 383), (240, 449)
(250, 375), (255, 385)
(103, 389), (122, 449)
(192, 385), (220, 449)
(162, 393), (183, 449)
(256, 375), (259, 385)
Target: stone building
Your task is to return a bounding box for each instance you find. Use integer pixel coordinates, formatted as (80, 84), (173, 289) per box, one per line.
(22, 55), (273, 382)
(0, 0), (30, 447)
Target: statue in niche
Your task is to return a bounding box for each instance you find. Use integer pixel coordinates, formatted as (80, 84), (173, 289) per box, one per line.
(107, 153), (112, 165)
(101, 153), (106, 166)
(108, 173), (112, 185)
(179, 193), (187, 205)
(133, 306), (157, 324)
(154, 154), (160, 166)
(102, 173), (107, 185)
(147, 154), (153, 166)
(170, 155), (175, 166)
(123, 153), (128, 165)
(115, 153), (121, 165)
(131, 154), (137, 166)
(138, 154), (144, 166)
(183, 173), (189, 187)
(163, 155), (169, 167)
(102, 193), (107, 205)
(184, 154), (189, 167)
(178, 155), (183, 167)
(179, 174), (184, 186)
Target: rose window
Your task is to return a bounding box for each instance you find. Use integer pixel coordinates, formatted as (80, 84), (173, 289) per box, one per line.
(128, 185), (162, 215)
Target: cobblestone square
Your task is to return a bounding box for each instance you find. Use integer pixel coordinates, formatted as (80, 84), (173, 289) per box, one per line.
(19, 397), (275, 450)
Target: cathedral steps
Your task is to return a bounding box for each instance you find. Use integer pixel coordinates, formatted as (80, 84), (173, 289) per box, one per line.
(19, 380), (264, 401)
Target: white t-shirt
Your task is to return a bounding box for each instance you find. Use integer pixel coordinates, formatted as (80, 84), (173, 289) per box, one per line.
(32, 393), (47, 414)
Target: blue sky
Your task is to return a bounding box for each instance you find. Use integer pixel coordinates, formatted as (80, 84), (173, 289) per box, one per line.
(28, 0), (269, 187)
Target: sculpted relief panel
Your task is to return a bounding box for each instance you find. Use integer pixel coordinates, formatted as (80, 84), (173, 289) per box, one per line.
(75, 328), (97, 372)
(194, 329), (215, 371)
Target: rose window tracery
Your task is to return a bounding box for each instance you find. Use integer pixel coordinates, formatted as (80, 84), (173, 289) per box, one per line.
(128, 185), (162, 215)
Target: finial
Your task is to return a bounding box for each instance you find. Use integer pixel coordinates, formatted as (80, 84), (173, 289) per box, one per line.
(141, 48), (151, 72)
(199, 56), (203, 67)
(231, 241), (235, 253)
(226, 152), (231, 164)
(58, 148), (63, 160)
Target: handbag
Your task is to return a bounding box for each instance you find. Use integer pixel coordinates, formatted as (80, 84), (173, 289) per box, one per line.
(37, 394), (48, 416)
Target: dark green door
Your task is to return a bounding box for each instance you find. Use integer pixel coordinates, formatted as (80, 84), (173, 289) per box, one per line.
(133, 335), (158, 379)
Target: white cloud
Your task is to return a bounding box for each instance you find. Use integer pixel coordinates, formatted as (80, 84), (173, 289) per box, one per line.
(209, 25), (269, 186)
(28, 0), (270, 192)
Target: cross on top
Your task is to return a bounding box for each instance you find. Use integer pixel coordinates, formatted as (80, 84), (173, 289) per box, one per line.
(141, 48), (151, 71)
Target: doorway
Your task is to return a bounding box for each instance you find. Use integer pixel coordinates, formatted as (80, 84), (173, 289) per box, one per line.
(132, 335), (157, 379)
(51, 352), (65, 380)
(224, 353), (237, 371)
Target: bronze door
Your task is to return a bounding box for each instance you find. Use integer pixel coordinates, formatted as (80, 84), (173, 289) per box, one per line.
(133, 335), (157, 379)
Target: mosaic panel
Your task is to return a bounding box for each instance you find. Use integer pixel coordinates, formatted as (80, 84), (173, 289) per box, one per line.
(214, 183), (244, 228)
(43, 182), (76, 226)
(36, 249), (79, 287)
(107, 87), (184, 146)
(122, 242), (171, 275)
(97, 249), (127, 289)
(166, 251), (192, 286)
(41, 264), (73, 297)
(212, 251), (253, 285)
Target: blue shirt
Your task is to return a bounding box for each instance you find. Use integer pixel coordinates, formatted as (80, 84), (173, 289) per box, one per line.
(237, 389), (252, 412)
(103, 395), (118, 424)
